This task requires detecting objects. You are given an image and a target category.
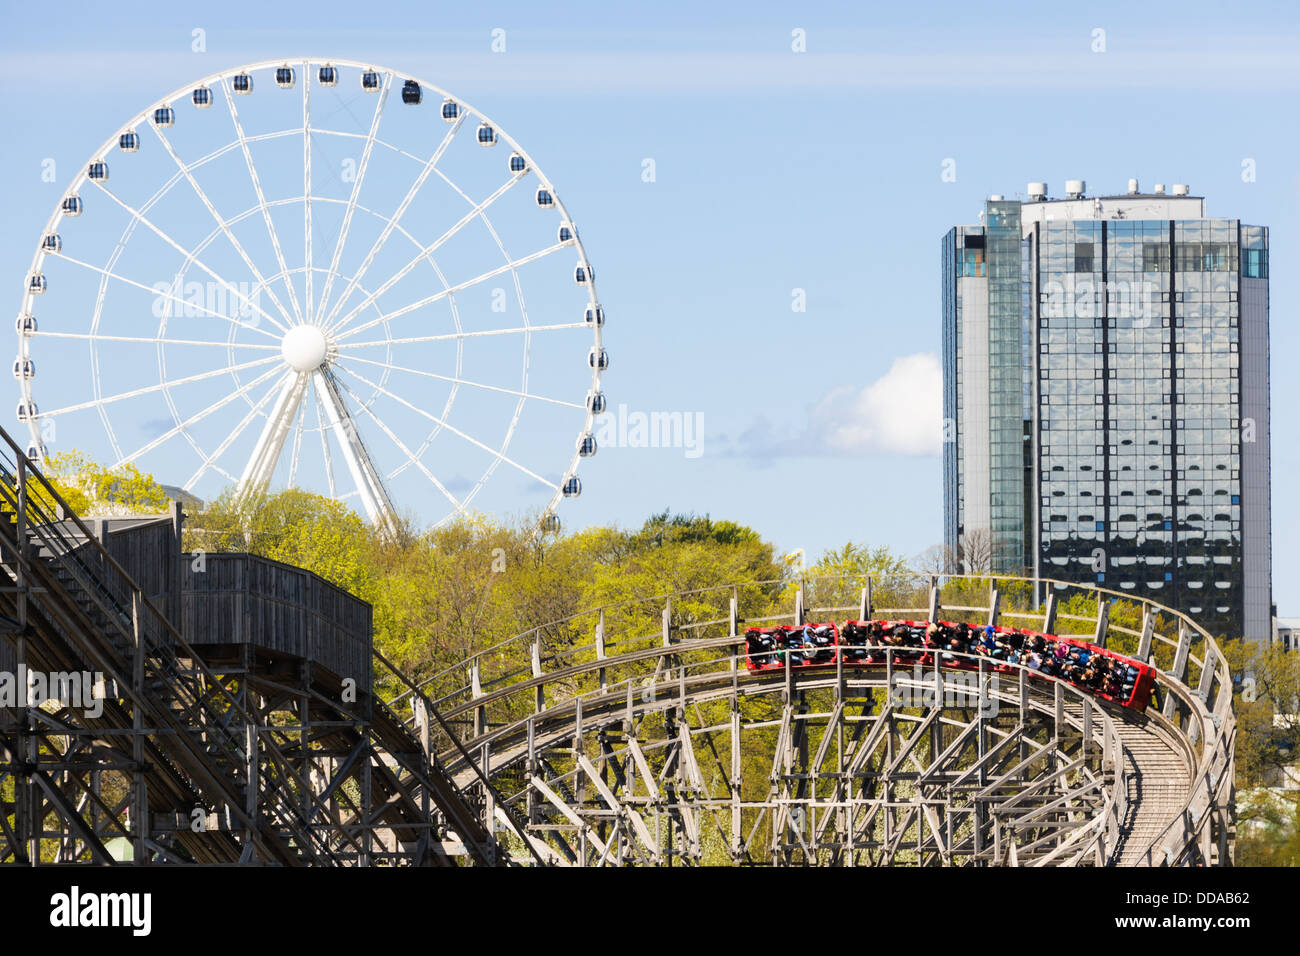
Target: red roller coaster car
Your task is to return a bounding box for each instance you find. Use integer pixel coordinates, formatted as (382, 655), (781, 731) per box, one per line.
(743, 618), (1157, 712)
(743, 623), (839, 671)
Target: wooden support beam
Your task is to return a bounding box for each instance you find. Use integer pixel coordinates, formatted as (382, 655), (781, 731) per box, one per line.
(1094, 598), (1111, 649)
(470, 660), (485, 738)
(625, 737), (661, 803)
(1196, 649), (1216, 705)
(531, 636), (544, 714)
(1043, 589), (1058, 635)
(577, 755), (659, 863)
(1137, 606), (1155, 662)
(530, 774), (609, 862)
(730, 704), (741, 859)
(1164, 624), (1192, 719)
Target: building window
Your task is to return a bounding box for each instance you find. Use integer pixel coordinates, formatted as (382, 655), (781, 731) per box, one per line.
(1143, 243), (1169, 272)
(1074, 242), (1094, 272)
(1175, 242), (1203, 272)
(1174, 241), (1235, 272)
(960, 234), (986, 277)
(1204, 242), (1235, 271)
(1243, 247), (1268, 278)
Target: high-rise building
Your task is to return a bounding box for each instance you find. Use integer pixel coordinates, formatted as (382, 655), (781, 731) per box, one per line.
(942, 180), (1271, 641)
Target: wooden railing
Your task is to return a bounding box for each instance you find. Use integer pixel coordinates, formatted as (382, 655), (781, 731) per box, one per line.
(390, 572), (1236, 866)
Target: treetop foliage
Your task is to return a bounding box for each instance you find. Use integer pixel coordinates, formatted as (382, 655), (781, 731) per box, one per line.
(39, 449), (169, 517)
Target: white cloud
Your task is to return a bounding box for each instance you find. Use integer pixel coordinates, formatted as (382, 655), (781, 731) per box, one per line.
(730, 352), (943, 461)
(814, 353), (942, 457)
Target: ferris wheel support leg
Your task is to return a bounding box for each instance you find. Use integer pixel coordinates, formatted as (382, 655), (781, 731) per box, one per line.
(238, 372), (310, 496)
(314, 369), (398, 536)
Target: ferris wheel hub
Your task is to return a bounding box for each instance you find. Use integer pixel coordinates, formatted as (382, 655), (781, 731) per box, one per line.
(281, 324), (330, 372)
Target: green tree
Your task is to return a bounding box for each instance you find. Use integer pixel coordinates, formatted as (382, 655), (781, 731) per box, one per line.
(805, 541), (909, 580)
(186, 486), (376, 600)
(1223, 639), (1300, 788)
(39, 449), (169, 516)
(572, 513), (784, 652)
(1235, 789), (1300, 866)
(1218, 638), (1300, 866)
(786, 541), (914, 614)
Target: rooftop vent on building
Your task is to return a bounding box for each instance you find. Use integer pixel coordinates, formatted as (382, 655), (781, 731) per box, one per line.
(1171, 183), (1189, 196)
(1027, 181), (1047, 201)
(1127, 178), (1139, 195)
(1065, 179), (1086, 199)
(1153, 183), (1166, 195)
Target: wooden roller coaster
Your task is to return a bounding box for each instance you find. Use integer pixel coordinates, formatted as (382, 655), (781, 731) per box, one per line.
(0, 423), (1234, 866)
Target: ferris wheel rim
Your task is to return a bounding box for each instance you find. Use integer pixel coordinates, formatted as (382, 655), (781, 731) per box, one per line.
(16, 57), (606, 531)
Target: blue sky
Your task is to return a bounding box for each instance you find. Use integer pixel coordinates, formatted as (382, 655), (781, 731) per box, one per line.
(2, 0), (1297, 616)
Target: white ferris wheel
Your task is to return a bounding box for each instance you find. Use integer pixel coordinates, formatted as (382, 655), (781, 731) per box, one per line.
(15, 59), (607, 532)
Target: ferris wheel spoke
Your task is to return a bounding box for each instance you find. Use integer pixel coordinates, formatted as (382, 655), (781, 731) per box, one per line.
(325, 173), (528, 338)
(430, 165), (536, 285)
(49, 251), (282, 340)
(337, 364), (559, 491)
(88, 182), (290, 335)
(313, 369), (398, 530)
(319, 111), (467, 331)
(237, 371), (312, 494)
(192, 370), (298, 491)
(29, 329), (277, 351)
(40, 354), (281, 419)
(336, 321), (584, 352)
(340, 353), (582, 409)
(303, 67), (315, 326)
(112, 362), (287, 467)
(333, 375), (464, 513)
(288, 394), (308, 487)
(223, 78), (306, 323)
(149, 124), (298, 331)
(313, 384), (338, 498)
(334, 242), (568, 342)
(314, 73), (391, 327)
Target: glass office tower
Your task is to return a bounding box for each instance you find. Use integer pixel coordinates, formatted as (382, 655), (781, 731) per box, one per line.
(942, 181), (1271, 641)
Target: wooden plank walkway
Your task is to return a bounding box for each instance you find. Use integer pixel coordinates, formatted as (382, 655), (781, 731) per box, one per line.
(1113, 716), (1193, 866)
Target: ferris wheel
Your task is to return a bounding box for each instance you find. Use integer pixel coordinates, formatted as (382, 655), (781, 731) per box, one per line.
(15, 59), (607, 532)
